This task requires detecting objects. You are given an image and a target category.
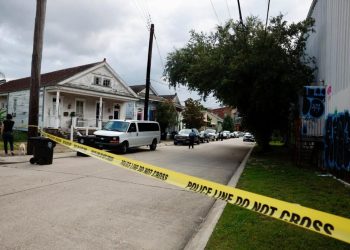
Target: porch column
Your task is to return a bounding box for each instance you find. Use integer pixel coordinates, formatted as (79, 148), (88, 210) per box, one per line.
(98, 97), (103, 129)
(133, 102), (137, 120)
(55, 91), (60, 128)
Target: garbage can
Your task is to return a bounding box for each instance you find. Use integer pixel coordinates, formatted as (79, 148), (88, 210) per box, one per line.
(29, 137), (56, 165)
(76, 135), (96, 157)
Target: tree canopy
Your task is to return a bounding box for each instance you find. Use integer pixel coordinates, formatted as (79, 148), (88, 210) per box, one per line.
(222, 116), (234, 131)
(156, 100), (177, 133)
(164, 15), (315, 149)
(182, 98), (205, 129)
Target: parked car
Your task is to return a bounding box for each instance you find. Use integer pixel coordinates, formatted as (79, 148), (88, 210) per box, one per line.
(231, 131), (240, 138)
(243, 132), (255, 142)
(199, 131), (210, 143)
(94, 120), (160, 153)
(174, 128), (200, 145)
(222, 130), (231, 139)
(238, 131), (245, 137)
(204, 129), (218, 141)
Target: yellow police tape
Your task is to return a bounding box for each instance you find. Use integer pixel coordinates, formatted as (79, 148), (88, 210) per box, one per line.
(41, 131), (350, 244)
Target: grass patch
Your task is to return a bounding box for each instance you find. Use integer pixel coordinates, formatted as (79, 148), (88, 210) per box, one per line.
(0, 130), (27, 151)
(206, 146), (350, 250)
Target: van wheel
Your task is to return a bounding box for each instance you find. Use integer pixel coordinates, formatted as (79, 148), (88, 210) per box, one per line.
(150, 139), (157, 151)
(120, 142), (128, 154)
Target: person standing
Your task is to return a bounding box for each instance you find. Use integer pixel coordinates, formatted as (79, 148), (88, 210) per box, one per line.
(1, 114), (15, 156)
(188, 129), (196, 149)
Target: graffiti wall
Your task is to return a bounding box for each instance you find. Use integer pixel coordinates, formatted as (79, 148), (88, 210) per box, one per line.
(301, 86), (325, 136)
(324, 111), (350, 172)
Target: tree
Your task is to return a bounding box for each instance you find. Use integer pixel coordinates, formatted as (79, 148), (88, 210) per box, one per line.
(0, 108), (6, 124)
(182, 98), (205, 129)
(164, 15), (315, 150)
(222, 115), (233, 131)
(156, 100), (177, 139)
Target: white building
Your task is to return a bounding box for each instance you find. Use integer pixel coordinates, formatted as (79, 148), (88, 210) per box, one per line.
(305, 0), (350, 171)
(0, 59), (138, 131)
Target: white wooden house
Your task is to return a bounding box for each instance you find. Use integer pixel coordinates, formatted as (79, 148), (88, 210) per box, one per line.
(159, 94), (184, 132)
(0, 59), (139, 131)
(128, 86), (184, 132)
(129, 84), (163, 121)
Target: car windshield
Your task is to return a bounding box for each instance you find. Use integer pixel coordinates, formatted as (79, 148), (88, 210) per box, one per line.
(103, 121), (129, 132)
(179, 129), (192, 135)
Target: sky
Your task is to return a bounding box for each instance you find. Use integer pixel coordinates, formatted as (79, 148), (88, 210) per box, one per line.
(0, 0), (313, 108)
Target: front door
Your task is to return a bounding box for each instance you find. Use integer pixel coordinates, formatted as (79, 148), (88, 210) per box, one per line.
(113, 104), (120, 119)
(76, 100), (85, 126)
(50, 97), (63, 127)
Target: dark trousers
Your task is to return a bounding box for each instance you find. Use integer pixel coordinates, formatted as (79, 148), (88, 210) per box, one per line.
(2, 132), (14, 154)
(189, 138), (194, 149)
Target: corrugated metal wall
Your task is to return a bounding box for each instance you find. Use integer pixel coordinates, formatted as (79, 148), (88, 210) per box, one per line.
(305, 0), (350, 115)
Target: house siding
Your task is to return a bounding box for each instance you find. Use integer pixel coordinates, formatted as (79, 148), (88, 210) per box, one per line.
(64, 66), (132, 96)
(306, 0), (350, 114)
(305, 0), (350, 172)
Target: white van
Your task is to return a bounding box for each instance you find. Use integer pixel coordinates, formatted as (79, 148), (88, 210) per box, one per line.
(94, 120), (160, 153)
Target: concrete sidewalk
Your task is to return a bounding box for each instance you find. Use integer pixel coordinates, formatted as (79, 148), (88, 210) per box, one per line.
(0, 140), (174, 164)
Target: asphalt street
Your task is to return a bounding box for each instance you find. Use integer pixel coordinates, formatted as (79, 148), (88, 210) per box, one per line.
(0, 138), (253, 250)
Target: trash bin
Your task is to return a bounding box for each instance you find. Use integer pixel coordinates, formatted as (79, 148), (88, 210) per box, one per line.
(29, 137), (56, 165)
(76, 135), (96, 157)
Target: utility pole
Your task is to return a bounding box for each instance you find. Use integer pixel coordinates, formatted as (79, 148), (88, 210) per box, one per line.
(144, 23), (154, 121)
(27, 0), (47, 154)
(236, 0), (243, 25)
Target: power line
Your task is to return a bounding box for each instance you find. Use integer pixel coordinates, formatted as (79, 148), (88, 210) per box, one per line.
(140, 0), (152, 30)
(133, 0), (154, 31)
(153, 32), (166, 74)
(209, 0), (221, 24)
(132, 0), (150, 30)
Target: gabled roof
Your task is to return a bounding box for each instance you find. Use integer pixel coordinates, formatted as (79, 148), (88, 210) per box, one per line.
(211, 107), (233, 119)
(206, 111), (223, 122)
(160, 94), (177, 100)
(129, 84), (158, 96)
(129, 85), (145, 94)
(0, 61), (102, 93)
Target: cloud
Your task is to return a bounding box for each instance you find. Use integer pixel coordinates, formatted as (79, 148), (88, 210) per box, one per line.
(0, 0), (313, 107)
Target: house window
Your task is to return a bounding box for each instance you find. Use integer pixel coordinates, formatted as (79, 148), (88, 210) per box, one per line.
(94, 76), (101, 85)
(103, 78), (111, 87)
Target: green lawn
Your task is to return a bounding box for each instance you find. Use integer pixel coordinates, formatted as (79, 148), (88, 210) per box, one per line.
(206, 146), (350, 250)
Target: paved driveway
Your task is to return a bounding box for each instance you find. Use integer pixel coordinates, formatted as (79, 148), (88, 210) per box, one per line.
(0, 139), (253, 249)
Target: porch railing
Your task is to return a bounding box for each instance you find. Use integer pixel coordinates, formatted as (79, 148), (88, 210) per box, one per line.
(70, 117), (109, 140)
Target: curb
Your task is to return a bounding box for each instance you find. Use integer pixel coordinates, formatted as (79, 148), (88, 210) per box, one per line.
(0, 152), (76, 165)
(184, 146), (254, 250)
